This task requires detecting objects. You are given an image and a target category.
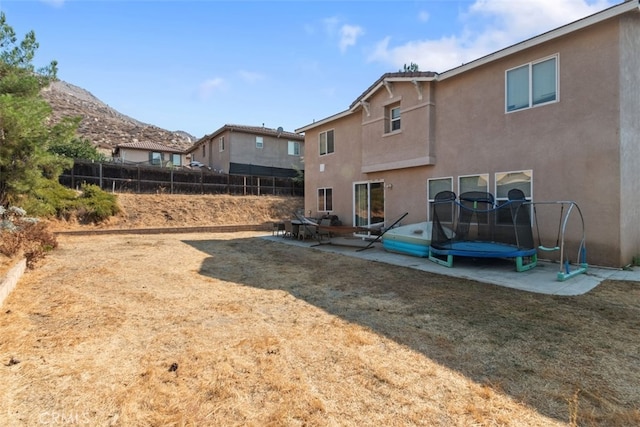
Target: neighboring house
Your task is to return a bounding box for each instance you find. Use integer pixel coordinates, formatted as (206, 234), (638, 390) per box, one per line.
(188, 124), (304, 177)
(296, 0), (640, 268)
(113, 141), (187, 167)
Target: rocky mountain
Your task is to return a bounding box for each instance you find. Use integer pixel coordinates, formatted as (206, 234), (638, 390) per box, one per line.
(40, 80), (197, 153)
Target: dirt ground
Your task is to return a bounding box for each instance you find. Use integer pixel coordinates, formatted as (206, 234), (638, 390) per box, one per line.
(1, 194), (639, 426)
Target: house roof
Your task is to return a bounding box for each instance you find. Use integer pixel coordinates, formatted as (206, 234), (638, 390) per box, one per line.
(189, 124), (304, 152)
(295, 0), (639, 133)
(116, 141), (184, 153)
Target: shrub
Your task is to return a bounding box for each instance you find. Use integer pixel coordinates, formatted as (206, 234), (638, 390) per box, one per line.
(0, 205), (58, 268)
(75, 183), (121, 223)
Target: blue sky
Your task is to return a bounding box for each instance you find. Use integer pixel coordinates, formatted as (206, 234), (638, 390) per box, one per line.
(2, 0), (616, 138)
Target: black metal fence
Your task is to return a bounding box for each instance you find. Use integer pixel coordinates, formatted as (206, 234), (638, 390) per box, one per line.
(59, 160), (304, 196)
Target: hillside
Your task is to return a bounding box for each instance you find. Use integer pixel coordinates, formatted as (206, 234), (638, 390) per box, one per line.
(41, 80), (196, 152)
(48, 193), (305, 231)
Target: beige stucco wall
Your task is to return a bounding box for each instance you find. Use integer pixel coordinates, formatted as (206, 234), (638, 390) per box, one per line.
(430, 18), (623, 266)
(619, 11), (640, 266)
(118, 149), (185, 166)
(228, 131), (304, 171)
(303, 113), (364, 220)
(193, 130), (304, 173)
(303, 13), (638, 267)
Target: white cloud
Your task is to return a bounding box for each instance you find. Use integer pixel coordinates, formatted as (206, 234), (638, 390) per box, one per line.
(418, 10), (430, 23)
(368, 0), (616, 72)
(339, 24), (364, 53)
(238, 70), (265, 84)
(198, 77), (226, 100)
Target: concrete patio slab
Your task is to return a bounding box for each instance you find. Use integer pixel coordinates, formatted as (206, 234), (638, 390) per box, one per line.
(263, 235), (640, 296)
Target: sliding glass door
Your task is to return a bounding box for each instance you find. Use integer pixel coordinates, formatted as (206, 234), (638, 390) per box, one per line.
(354, 182), (385, 231)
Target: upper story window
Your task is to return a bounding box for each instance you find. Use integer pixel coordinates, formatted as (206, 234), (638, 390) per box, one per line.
(219, 136), (225, 152)
(319, 129), (334, 156)
(288, 141), (300, 156)
(202, 144), (206, 157)
(506, 55), (557, 112)
(256, 136), (264, 149)
(385, 103), (401, 133)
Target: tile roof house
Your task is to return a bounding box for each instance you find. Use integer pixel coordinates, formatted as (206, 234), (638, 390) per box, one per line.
(187, 124), (304, 177)
(296, 0), (640, 268)
(113, 141), (187, 167)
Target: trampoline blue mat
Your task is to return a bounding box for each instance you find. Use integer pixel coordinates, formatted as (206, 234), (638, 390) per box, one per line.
(430, 241), (537, 258)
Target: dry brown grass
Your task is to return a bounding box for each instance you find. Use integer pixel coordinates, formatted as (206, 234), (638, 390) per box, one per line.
(1, 228), (639, 426)
(46, 193), (305, 231)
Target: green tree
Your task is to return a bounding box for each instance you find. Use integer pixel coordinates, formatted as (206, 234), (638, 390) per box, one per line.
(0, 12), (72, 206)
(400, 62), (420, 72)
(48, 117), (106, 162)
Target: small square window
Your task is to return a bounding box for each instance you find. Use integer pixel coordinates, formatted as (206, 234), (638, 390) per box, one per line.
(288, 141), (300, 156)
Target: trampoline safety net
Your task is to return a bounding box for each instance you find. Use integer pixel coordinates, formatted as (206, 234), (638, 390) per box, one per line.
(430, 191), (535, 253)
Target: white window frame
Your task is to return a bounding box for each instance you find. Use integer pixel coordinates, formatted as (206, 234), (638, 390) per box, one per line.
(288, 141), (300, 156)
(319, 129), (334, 156)
(506, 55), (558, 113)
(495, 170), (533, 202)
(495, 170), (533, 225)
(385, 102), (401, 133)
(427, 177), (453, 221)
(317, 187), (333, 212)
(390, 106), (401, 131)
(219, 136), (225, 152)
(256, 136), (264, 149)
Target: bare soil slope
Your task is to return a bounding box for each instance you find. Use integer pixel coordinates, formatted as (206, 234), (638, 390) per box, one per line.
(49, 193), (304, 231)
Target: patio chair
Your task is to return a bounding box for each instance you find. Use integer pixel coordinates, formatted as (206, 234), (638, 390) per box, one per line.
(298, 224), (316, 240)
(317, 218), (332, 240)
(283, 220), (293, 239)
(272, 221), (285, 237)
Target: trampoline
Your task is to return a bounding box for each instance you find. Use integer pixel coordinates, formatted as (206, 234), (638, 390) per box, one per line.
(428, 190), (538, 272)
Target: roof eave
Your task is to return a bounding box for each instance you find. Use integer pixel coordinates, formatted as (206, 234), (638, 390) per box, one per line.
(295, 109), (354, 133)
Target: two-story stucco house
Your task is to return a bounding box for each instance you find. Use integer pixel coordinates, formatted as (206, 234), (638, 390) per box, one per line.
(113, 141), (187, 167)
(296, 0), (640, 268)
(188, 124), (305, 177)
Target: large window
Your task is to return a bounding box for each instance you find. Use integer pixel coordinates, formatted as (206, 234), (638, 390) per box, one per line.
(318, 188), (333, 212)
(506, 56), (557, 112)
(459, 174), (489, 194)
(319, 130), (334, 156)
(288, 141), (300, 156)
(385, 103), (401, 133)
(171, 153), (181, 166)
(495, 170), (533, 224)
(428, 177), (453, 221)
